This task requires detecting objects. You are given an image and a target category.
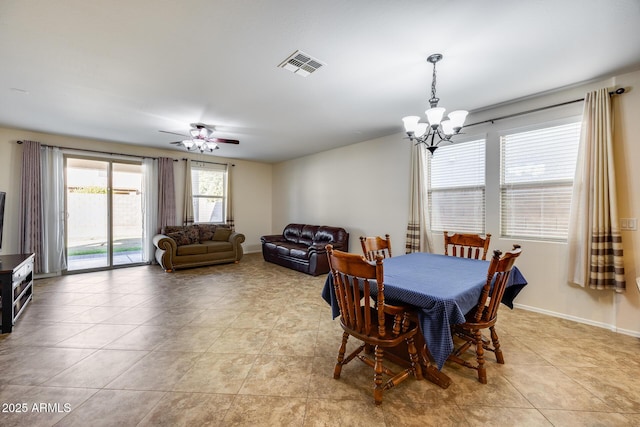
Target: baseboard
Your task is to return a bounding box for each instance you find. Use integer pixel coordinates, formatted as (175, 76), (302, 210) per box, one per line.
(513, 303), (640, 338)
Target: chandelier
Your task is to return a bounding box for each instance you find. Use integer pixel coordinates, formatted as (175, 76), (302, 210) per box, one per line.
(180, 126), (219, 153)
(402, 54), (468, 154)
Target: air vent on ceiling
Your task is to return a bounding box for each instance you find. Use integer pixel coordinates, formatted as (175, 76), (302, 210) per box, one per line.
(278, 50), (325, 77)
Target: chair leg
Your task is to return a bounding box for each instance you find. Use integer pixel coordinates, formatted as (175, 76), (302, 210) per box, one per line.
(474, 329), (487, 384)
(373, 345), (384, 405)
(334, 332), (349, 379)
(489, 326), (504, 364)
(406, 337), (423, 380)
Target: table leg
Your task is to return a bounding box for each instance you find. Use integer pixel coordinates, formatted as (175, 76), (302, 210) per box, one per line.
(384, 336), (451, 389)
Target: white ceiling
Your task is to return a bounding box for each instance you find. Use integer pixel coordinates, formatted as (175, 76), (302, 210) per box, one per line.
(1, 0), (640, 163)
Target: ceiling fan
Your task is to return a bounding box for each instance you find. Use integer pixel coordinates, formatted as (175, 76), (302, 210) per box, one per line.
(160, 123), (240, 153)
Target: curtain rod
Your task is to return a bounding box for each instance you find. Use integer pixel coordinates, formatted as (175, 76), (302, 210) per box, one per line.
(15, 141), (178, 161)
(182, 158), (235, 167)
(464, 87), (626, 128)
(15, 141), (238, 166)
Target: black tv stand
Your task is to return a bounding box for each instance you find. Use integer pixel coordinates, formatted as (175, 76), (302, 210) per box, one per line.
(0, 253), (35, 333)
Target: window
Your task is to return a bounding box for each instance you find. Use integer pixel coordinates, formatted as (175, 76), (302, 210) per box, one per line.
(191, 163), (227, 223)
(427, 139), (486, 233)
(500, 122), (581, 241)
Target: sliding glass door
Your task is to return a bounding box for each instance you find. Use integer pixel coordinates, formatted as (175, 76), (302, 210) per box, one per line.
(65, 157), (143, 271)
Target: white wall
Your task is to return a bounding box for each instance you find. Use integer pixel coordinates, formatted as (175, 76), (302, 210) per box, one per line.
(272, 135), (411, 252)
(272, 70), (640, 336)
(0, 127), (272, 255)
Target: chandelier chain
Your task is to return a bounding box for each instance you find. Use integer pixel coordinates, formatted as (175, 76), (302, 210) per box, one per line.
(431, 61), (437, 102)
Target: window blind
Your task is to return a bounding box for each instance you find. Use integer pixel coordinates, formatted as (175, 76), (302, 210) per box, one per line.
(428, 139), (486, 233)
(500, 122), (581, 240)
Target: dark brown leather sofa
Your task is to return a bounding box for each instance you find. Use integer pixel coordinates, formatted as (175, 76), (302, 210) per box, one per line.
(261, 223), (349, 276)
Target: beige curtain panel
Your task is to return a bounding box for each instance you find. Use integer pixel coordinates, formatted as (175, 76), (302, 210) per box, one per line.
(19, 140), (43, 272)
(567, 88), (625, 292)
(157, 157), (176, 230)
(183, 159), (194, 225)
(225, 164), (235, 231)
(405, 143), (432, 254)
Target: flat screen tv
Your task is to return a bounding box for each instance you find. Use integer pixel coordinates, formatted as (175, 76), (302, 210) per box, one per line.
(0, 191), (5, 251)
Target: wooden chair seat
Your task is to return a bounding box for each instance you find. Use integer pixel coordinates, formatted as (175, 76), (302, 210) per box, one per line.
(447, 245), (522, 383)
(326, 244), (422, 405)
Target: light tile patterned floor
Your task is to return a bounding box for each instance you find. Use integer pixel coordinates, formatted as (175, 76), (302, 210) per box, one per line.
(1, 253), (639, 426)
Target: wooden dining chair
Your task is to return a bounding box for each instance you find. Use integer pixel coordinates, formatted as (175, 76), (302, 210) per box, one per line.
(326, 244), (422, 405)
(447, 245), (522, 384)
(359, 234), (392, 262)
(443, 231), (492, 260)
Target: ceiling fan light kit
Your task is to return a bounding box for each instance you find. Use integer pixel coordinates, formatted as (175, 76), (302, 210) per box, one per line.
(402, 53), (468, 154)
(162, 123), (240, 154)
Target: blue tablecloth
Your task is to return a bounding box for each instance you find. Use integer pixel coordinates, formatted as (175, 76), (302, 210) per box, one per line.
(321, 252), (527, 370)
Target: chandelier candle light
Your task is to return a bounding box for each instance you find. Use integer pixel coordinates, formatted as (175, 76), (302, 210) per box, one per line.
(402, 54), (468, 154)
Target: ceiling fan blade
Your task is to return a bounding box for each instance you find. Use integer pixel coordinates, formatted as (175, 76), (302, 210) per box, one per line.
(159, 130), (189, 137)
(210, 137), (240, 145)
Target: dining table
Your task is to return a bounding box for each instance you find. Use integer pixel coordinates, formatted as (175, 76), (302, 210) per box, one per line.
(321, 252), (528, 388)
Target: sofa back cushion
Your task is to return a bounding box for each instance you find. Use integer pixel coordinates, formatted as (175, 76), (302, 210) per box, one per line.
(299, 225), (320, 246)
(280, 223), (348, 249)
(213, 226), (232, 241)
(283, 224), (304, 244)
(315, 226), (349, 247)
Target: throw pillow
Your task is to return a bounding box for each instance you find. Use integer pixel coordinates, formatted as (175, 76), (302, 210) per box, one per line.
(197, 224), (217, 241)
(213, 227), (232, 241)
(166, 231), (190, 246)
(184, 225), (200, 244)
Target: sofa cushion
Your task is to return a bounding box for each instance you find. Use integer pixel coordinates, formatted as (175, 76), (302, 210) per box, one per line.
(198, 224), (217, 241)
(202, 241), (234, 253)
(299, 225), (319, 246)
(315, 226), (346, 246)
(289, 247), (309, 259)
(283, 224), (304, 244)
(213, 227), (232, 241)
(263, 242), (279, 251)
(176, 244), (208, 256)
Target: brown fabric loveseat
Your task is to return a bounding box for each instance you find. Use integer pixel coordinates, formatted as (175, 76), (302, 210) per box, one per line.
(153, 224), (245, 272)
(261, 223), (349, 276)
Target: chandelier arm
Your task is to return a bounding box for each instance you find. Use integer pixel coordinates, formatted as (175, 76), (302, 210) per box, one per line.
(434, 128), (449, 143)
(430, 130), (438, 147)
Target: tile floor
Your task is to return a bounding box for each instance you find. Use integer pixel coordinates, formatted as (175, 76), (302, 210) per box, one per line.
(1, 253), (639, 426)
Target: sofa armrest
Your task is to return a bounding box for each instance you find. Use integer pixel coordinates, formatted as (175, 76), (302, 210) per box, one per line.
(153, 234), (177, 252)
(153, 234), (177, 272)
(308, 243), (328, 255)
(229, 232), (246, 245)
(260, 234), (284, 244)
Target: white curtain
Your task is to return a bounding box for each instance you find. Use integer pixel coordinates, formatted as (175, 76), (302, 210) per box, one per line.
(405, 143), (432, 253)
(142, 158), (158, 263)
(567, 88), (625, 292)
(183, 159), (194, 225)
(40, 146), (67, 274)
